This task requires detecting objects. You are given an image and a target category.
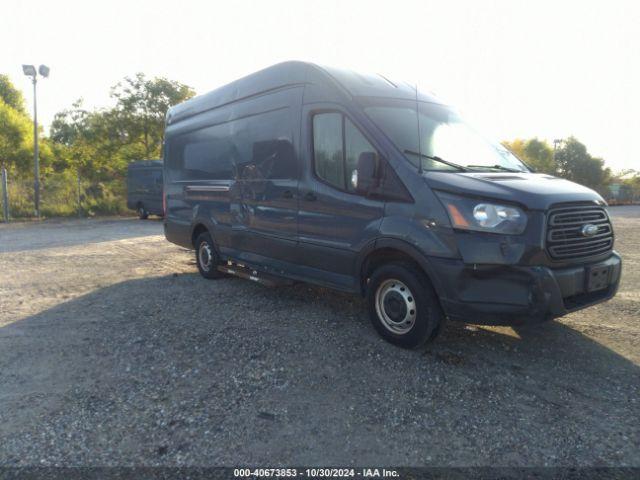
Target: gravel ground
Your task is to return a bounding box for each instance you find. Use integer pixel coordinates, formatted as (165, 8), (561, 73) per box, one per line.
(0, 207), (639, 467)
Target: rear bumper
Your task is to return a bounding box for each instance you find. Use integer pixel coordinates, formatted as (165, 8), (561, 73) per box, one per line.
(163, 219), (193, 249)
(432, 252), (622, 325)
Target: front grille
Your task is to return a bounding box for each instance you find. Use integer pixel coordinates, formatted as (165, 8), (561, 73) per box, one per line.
(546, 205), (613, 260)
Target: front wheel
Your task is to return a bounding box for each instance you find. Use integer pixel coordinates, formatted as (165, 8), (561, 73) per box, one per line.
(195, 232), (225, 279)
(366, 262), (445, 348)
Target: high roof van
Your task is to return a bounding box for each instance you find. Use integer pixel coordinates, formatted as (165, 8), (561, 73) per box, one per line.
(127, 160), (163, 219)
(162, 62), (621, 347)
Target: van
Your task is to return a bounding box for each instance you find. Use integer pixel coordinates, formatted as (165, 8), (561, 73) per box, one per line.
(163, 62), (621, 348)
(127, 160), (164, 219)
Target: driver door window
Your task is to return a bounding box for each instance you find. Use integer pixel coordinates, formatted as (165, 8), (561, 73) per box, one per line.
(313, 113), (376, 193)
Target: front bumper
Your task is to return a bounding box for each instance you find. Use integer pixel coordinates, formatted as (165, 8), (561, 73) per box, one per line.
(432, 252), (622, 325)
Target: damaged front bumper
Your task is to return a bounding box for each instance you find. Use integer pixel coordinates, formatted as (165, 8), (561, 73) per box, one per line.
(431, 252), (622, 325)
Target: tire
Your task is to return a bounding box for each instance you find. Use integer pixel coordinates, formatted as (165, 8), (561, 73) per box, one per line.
(137, 204), (149, 220)
(194, 232), (224, 279)
(366, 262), (445, 348)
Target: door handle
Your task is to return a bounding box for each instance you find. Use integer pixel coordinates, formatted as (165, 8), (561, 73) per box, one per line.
(282, 190), (294, 199)
(304, 192), (317, 201)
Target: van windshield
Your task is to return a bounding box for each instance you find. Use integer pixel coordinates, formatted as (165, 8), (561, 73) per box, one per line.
(362, 99), (529, 173)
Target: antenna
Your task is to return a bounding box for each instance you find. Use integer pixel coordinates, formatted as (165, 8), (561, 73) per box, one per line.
(415, 82), (423, 174)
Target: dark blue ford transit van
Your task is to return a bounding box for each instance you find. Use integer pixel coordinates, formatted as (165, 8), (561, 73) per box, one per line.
(163, 62), (621, 348)
(127, 160), (164, 219)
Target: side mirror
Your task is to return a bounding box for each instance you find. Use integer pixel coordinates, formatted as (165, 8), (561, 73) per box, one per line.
(353, 151), (380, 195)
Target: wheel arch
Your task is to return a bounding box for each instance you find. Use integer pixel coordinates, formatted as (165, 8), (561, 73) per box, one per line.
(190, 222), (210, 248)
(357, 238), (448, 302)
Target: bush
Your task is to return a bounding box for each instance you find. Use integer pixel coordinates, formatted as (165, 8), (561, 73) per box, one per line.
(81, 180), (128, 216)
(1, 170), (129, 219)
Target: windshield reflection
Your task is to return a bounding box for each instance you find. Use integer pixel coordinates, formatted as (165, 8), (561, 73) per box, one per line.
(363, 100), (529, 173)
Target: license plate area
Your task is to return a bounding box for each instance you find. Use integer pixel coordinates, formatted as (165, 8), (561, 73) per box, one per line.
(586, 264), (611, 292)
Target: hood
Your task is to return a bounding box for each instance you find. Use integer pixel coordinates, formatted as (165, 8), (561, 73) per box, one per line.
(424, 172), (604, 211)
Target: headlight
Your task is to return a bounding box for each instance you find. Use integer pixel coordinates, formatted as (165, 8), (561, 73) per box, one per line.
(436, 191), (527, 234)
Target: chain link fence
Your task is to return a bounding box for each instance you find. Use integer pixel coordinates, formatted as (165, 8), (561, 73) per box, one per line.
(1, 170), (128, 221)
(606, 183), (640, 205)
(1, 169), (638, 222)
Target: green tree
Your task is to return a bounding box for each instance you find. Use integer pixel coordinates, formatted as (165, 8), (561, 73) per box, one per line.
(0, 74), (55, 175)
(0, 75), (32, 173)
(47, 73), (194, 216)
(555, 136), (611, 194)
(0, 98), (32, 173)
(0, 74), (27, 114)
(110, 73), (195, 158)
(623, 173), (640, 202)
(50, 99), (89, 146)
(50, 102), (126, 180)
(502, 137), (555, 174)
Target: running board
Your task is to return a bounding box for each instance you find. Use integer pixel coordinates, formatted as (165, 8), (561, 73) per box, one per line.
(217, 261), (293, 287)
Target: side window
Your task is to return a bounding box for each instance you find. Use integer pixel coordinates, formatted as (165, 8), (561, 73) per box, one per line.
(236, 108), (296, 181)
(313, 112), (377, 193)
(249, 139), (296, 180)
(313, 113), (344, 189)
(167, 123), (237, 181)
(168, 108), (296, 183)
(345, 118), (376, 193)
(183, 136), (235, 180)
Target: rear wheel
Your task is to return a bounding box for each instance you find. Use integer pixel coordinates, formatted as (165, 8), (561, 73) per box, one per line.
(195, 232), (224, 279)
(366, 262), (444, 348)
(137, 204), (149, 220)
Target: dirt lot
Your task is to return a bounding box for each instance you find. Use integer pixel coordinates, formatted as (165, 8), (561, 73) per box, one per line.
(0, 207), (639, 467)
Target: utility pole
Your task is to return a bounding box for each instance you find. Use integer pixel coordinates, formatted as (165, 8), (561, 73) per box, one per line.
(1, 165), (8, 222)
(77, 171), (82, 217)
(22, 64), (50, 219)
(32, 75), (39, 218)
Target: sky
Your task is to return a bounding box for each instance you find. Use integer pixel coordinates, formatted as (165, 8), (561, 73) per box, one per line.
(2, 0), (639, 172)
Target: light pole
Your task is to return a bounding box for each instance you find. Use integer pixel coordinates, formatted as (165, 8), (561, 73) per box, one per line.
(22, 64), (49, 218)
(553, 138), (563, 154)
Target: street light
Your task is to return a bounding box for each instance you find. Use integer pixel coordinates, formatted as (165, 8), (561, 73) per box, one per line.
(22, 63), (49, 218)
(22, 65), (36, 76)
(553, 138), (564, 152)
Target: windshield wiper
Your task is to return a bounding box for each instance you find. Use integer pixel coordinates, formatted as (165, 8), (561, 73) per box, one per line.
(403, 149), (468, 172)
(466, 164), (525, 173)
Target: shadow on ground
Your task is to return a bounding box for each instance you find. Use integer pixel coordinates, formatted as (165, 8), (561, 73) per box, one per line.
(0, 273), (638, 466)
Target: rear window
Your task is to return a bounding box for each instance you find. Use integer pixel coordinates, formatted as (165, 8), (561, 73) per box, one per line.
(129, 168), (159, 186)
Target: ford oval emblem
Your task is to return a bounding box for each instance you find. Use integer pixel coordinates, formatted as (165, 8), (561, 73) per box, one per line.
(581, 224), (599, 237)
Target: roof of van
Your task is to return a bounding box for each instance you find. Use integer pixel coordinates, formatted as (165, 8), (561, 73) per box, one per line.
(128, 160), (163, 168)
(166, 61), (444, 125)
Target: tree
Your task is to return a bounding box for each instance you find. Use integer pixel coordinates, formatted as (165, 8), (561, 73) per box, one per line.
(0, 74), (26, 114)
(502, 137), (555, 174)
(0, 76), (32, 173)
(50, 101), (129, 180)
(0, 98), (32, 172)
(555, 136), (611, 194)
(622, 173), (640, 202)
(110, 73), (195, 158)
(1, 72), (196, 217)
(50, 99), (89, 146)
(49, 72), (194, 184)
